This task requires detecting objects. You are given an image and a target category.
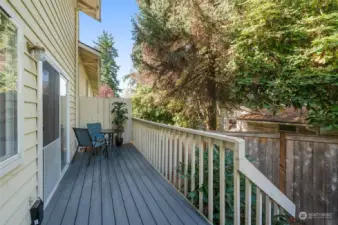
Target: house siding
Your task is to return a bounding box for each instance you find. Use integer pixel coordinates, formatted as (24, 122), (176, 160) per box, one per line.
(79, 57), (94, 97)
(0, 1), (78, 225)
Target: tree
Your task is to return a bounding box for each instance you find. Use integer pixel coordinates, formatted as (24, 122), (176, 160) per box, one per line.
(132, 0), (236, 130)
(132, 85), (200, 128)
(95, 31), (120, 97)
(98, 84), (114, 98)
(229, 0), (338, 129)
(133, 0), (338, 130)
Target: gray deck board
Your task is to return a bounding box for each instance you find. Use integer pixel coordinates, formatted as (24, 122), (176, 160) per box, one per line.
(61, 153), (90, 225)
(44, 144), (210, 225)
(75, 153), (95, 225)
(125, 145), (206, 225)
(130, 146), (210, 225)
(89, 154), (102, 225)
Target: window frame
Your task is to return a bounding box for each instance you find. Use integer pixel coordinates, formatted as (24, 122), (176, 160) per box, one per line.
(0, 5), (24, 178)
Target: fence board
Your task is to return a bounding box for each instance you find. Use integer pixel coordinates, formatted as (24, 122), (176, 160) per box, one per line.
(215, 131), (338, 225)
(79, 97), (132, 143)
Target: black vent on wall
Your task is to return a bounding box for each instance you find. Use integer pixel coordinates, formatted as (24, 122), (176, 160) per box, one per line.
(30, 198), (44, 225)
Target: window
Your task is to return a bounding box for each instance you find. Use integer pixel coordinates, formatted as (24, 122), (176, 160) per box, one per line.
(0, 8), (19, 164)
(43, 61), (60, 147)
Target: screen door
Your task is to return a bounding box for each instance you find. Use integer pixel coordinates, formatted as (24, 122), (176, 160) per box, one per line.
(43, 61), (61, 202)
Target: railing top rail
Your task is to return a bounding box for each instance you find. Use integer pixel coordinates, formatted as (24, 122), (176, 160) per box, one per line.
(133, 117), (245, 145)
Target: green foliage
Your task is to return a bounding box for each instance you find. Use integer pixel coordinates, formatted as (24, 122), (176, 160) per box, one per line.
(133, 0), (338, 129)
(132, 85), (201, 128)
(0, 10), (17, 93)
(96, 31), (120, 96)
(132, 0), (237, 130)
(111, 102), (128, 135)
(230, 0), (338, 129)
(178, 147), (291, 225)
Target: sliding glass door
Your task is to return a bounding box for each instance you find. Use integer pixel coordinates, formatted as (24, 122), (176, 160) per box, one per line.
(42, 61), (69, 202)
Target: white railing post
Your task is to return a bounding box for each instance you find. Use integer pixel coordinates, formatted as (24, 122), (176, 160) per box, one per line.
(219, 140), (225, 225)
(208, 139), (213, 222)
(199, 137), (204, 213)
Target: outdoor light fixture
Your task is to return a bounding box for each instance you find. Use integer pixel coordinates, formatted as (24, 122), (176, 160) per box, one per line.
(27, 42), (46, 61)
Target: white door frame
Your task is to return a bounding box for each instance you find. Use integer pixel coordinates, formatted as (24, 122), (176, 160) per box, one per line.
(37, 56), (71, 205)
(59, 74), (70, 174)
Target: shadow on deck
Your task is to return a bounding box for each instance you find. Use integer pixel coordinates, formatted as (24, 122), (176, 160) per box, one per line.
(42, 144), (210, 225)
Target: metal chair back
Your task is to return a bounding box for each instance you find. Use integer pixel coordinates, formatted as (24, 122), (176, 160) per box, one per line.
(73, 128), (92, 147)
(87, 123), (104, 141)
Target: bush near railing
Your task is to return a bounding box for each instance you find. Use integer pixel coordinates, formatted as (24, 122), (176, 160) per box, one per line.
(178, 146), (291, 225)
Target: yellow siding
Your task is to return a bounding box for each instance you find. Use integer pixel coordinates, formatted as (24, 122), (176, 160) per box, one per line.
(79, 57), (94, 97)
(0, 1), (78, 225)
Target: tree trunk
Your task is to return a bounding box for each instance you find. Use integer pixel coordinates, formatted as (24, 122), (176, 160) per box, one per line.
(205, 54), (217, 130)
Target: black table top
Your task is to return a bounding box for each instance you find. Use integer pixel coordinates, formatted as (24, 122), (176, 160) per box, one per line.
(100, 129), (115, 134)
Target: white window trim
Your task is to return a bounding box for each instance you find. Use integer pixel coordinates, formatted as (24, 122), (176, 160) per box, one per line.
(0, 5), (24, 178)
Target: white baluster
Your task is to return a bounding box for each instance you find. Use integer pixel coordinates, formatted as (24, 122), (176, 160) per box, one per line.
(266, 196), (272, 225)
(245, 178), (252, 225)
(274, 202), (280, 217)
(165, 130), (169, 179)
(178, 133), (183, 192)
(208, 139), (213, 222)
(256, 187), (263, 225)
(219, 140), (225, 225)
(190, 135), (196, 203)
(169, 131), (173, 182)
(199, 138), (204, 213)
(234, 142), (241, 225)
(184, 133), (189, 196)
(173, 132), (178, 187)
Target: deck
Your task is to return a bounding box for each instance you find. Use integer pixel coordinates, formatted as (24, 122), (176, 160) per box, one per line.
(42, 144), (210, 225)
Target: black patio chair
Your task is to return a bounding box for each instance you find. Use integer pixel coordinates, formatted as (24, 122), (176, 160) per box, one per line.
(72, 128), (108, 163)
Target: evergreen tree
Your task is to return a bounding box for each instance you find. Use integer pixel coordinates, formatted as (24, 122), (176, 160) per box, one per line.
(96, 31), (120, 97)
(132, 0), (235, 130)
(133, 0), (338, 130)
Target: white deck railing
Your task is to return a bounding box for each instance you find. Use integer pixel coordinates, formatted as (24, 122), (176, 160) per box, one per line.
(132, 118), (296, 225)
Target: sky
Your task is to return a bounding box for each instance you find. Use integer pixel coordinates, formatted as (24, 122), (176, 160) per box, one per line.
(79, 0), (139, 90)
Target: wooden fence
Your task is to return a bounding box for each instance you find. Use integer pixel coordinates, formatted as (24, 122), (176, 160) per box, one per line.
(79, 97), (132, 143)
(285, 135), (338, 225)
(216, 131), (338, 225)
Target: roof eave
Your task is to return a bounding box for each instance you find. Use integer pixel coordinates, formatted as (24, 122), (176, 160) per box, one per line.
(78, 42), (101, 94)
(78, 0), (101, 21)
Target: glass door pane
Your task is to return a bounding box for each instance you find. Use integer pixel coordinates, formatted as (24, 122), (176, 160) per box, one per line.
(42, 61), (61, 202)
(60, 76), (67, 171)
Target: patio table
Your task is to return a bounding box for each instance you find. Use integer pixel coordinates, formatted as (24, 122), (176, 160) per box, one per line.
(100, 129), (115, 147)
